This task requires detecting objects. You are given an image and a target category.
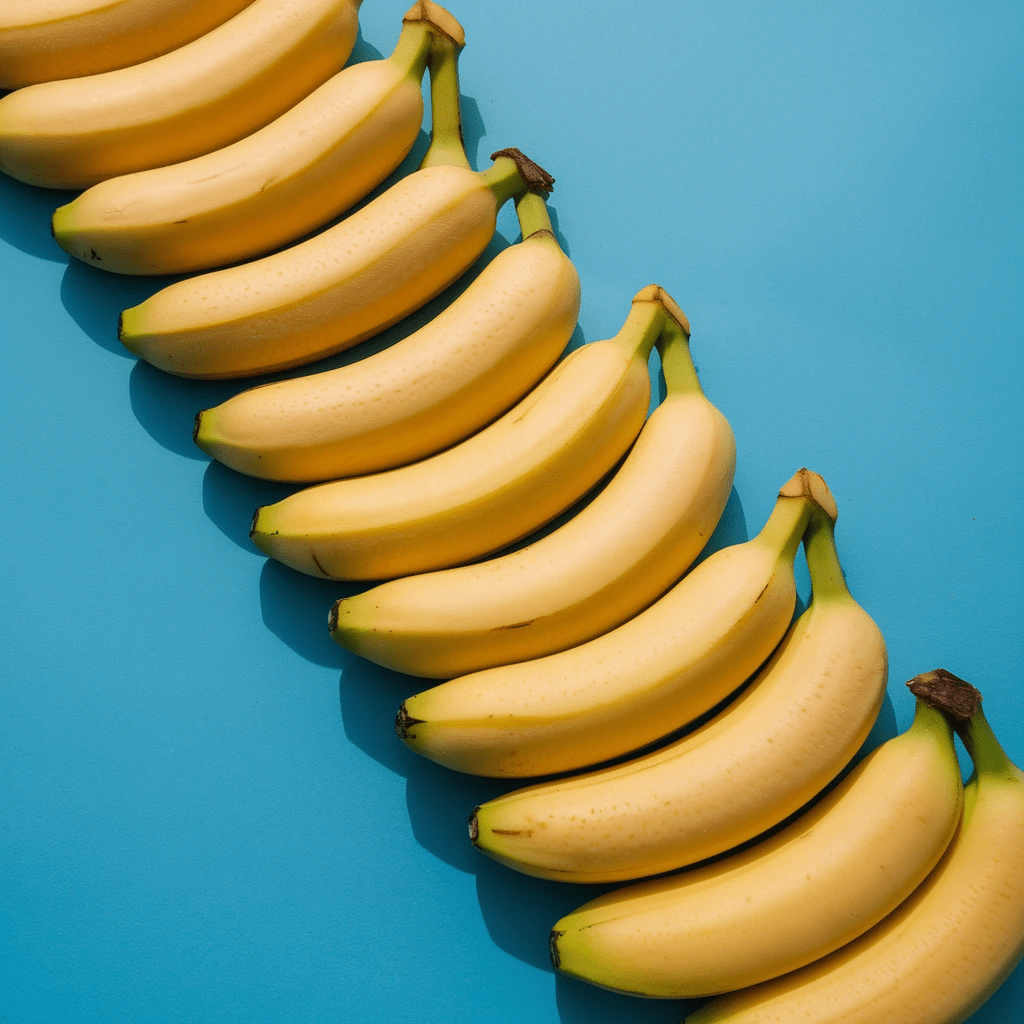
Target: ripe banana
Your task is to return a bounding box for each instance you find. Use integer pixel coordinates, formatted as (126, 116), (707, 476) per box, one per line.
(51, 3), (460, 275)
(119, 42), (555, 378)
(249, 286), (677, 581)
(470, 500), (888, 881)
(550, 691), (963, 998)
(392, 469), (820, 773)
(0, 0), (361, 189)
(0, 0), (254, 89)
(193, 189), (580, 480)
(687, 669), (1024, 1024)
(329, 308), (735, 678)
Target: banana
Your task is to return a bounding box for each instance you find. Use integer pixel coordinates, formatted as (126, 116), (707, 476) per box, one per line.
(687, 669), (1024, 1024)
(0, 0), (254, 89)
(51, 3), (461, 275)
(392, 469), (820, 773)
(550, 690), (963, 998)
(249, 286), (677, 581)
(0, 0), (362, 189)
(119, 43), (556, 378)
(193, 189), (580, 480)
(329, 308), (734, 678)
(470, 500), (888, 881)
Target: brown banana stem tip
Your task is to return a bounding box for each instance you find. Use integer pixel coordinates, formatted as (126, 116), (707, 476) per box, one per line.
(490, 148), (555, 194)
(779, 468), (838, 522)
(907, 668), (983, 723)
(394, 704), (422, 739)
(549, 930), (564, 969)
(403, 1), (465, 48)
(467, 810), (480, 843)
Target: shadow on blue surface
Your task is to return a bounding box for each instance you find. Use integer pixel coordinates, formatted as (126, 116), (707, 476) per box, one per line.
(0, 172), (75, 261)
(201, 461), (293, 553)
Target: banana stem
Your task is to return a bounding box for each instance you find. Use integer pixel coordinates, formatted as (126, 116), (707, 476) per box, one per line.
(753, 493), (816, 563)
(514, 190), (554, 239)
(388, 19), (434, 79)
(607, 294), (674, 364)
(802, 512), (850, 602)
(419, 35), (470, 169)
(958, 709), (1019, 781)
(658, 322), (702, 398)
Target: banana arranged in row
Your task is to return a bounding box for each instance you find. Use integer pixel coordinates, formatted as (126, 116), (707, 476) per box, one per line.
(551, 688), (964, 998)
(0, 0), (361, 188)
(331, 302), (735, 678)
(249, 286), (675, 580)
(470, 495), (888, 881)
(194, 189), (580, 480)
(688, 670), (1024, 1024)
(0, 0), (253, 89)
(391, 469), (813, 771)
(118, 48), (555, 377)
(52, 3), (461, 276)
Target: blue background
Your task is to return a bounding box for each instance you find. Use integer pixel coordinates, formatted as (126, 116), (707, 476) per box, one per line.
(2, 1), (1022, 1021)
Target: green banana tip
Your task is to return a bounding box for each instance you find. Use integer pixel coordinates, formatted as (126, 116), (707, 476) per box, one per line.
(907, 668), (983, 725)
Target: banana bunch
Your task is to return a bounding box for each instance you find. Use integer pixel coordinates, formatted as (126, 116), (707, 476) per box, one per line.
(118, 46), (556, 377)
(469, 500), (888, 881)
(193, 187), (580, 481)
(686, 670), (1024, 1024)
(249, 286), (679, 580)
(51, 3), (463, 275)
(0, 0), (253, 88)
(550, 685), (965, 998)
(329, 303), (734, 677)
(391, 468), (822, 775)
(0, 0), (363, 188)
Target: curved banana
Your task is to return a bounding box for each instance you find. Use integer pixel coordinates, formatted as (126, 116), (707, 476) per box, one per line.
(392, 469), (819, 772)
(249, 286), (677, 581)
(193, 190), (580, 480)
(51, 3), (460, 275)
(470, 501), (888, 881)
(551, 691), (963, 998)
(0, 0), (254, 89)
(0, 0), (362, 188)
(119, 46), (555, 378)
(329, 310), (734, 678)
(688, 670), (1024, 1024)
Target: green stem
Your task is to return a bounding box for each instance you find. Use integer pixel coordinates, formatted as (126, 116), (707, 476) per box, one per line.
(657, 321), (702, 398)
(802, 511), (850, 602)
(514, 190), (554, 239)
(753, 492), (816, 563)
(908, 696), (955, 745)
(419, 36), (470, 170)
(605, 293), (671, 364)
(957, 708), (1020, 783)
(387, 19), (434, 79)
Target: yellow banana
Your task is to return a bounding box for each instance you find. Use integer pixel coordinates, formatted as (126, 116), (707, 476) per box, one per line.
(249, 286), (676, 581)
(118, 40), (555, 378)
(0, 0), (254, 89)
(551, 691), (963, 998)
(392, 470), (820, 773)
(330, 308), (734, 679)
(51, 3), (461, 275)
(688, 670), (1024, 1024)
(470, 501), (888, 881)
(193, 189), (580, 480)
(0, 0), (361, 188)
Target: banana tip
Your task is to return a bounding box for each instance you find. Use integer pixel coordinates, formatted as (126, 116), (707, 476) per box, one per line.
(468, 809), (480, 844)
(549, 930), (564, 970)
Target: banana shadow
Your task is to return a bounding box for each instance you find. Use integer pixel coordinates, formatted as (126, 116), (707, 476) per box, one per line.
(0, 172), (76, 261)
(201, 460), (294, 553)
(555, 974), (695, 1024)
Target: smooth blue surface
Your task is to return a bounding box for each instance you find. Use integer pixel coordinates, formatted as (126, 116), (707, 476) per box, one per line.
(2, 1), (1022, 1021)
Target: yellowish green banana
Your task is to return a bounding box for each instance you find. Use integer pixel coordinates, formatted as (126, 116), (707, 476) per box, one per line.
(193, 187), (580, 480)
(470, 499), (888, 880)
(329, 309), (734, 677)
(249, 287), (677, 581)
(551, 690), (963, 998)
(52, 3), (461, 275)
(687, 669), (1024, 1024)
(0, 0), (362, 188)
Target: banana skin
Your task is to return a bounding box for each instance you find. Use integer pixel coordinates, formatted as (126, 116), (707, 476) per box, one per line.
(687, 670), (1024, 1024)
